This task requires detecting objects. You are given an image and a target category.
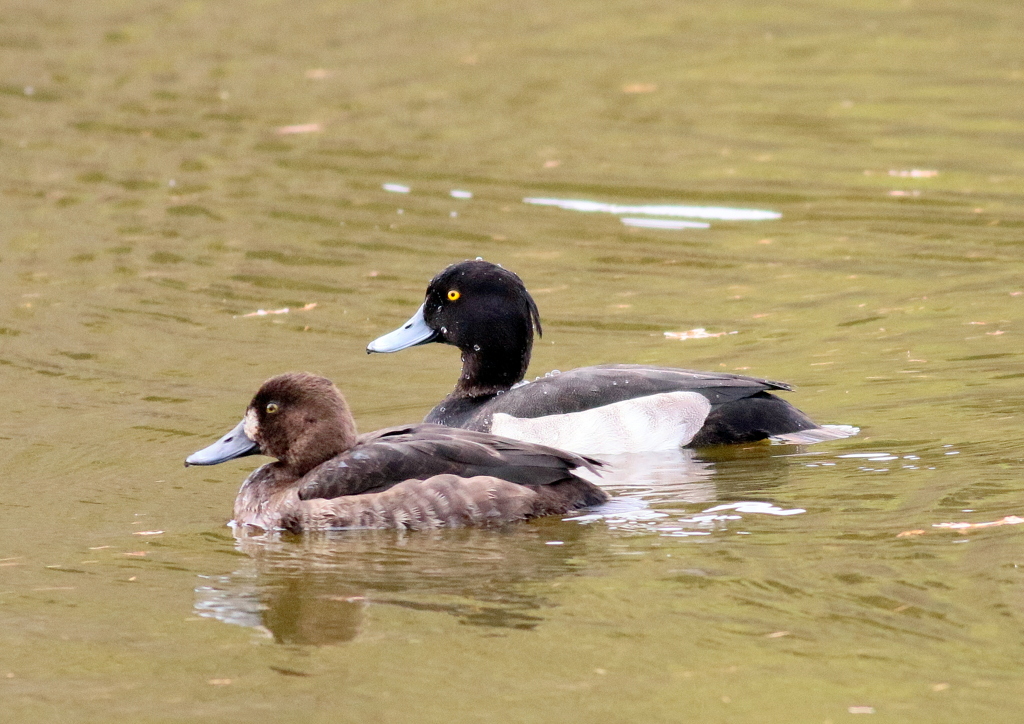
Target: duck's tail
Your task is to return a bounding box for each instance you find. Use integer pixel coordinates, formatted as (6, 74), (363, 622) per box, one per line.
(769, 424), (859, 445)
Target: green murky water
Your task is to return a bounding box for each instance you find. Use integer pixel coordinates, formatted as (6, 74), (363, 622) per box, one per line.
(3, 0), (1024, 720)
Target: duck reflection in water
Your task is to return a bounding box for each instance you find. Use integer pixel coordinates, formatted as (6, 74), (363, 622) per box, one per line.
(194, 524), (605, 645)
(192, 443), (803, 645)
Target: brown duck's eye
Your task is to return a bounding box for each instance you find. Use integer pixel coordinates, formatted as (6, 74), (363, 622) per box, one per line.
(266, 402), (280, 414)
(447, 289), (460, 301)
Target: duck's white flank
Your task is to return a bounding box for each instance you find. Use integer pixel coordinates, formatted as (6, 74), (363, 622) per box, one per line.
(491, 391), (712, 455)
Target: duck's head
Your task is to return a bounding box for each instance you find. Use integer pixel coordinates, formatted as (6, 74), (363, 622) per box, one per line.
(185, 373), (358, 477)
(368, 260), (541, 355)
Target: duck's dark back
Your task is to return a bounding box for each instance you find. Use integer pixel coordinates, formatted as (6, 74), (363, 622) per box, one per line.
(428, 364), (795, 430)
(294, 423), (602, 501)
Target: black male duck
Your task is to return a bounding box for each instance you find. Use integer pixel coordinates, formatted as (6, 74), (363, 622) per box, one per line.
(185, 372), (608, 532)
(367, 260), (857, 454)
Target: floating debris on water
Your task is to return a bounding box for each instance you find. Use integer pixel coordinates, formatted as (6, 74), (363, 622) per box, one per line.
(276, 123), (322, 135)
(897, 514), (1024, 538)
(450, 189), (473, 199)
(621, 217), (710, 230)
(888, 169), (938, 178)
(237, 303), (317, 318)
(664, 328), (737, 340)
(382, 183), (411, 193)
(934, 515), (1024, 531)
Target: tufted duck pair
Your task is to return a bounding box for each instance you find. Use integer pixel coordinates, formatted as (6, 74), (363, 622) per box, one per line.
(188, 260), (853, 531)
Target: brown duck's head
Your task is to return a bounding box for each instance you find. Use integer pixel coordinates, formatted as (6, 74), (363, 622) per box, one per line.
(186, 372), (358, 477)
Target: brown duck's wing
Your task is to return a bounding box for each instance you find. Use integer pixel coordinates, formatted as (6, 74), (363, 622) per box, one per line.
(295, 424), (604, 502)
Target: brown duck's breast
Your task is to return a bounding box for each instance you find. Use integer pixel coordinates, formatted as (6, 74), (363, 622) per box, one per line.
(232, 465), (303, 531)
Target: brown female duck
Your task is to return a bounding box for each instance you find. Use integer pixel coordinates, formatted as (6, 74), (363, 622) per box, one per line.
(185, 373), (607, 532)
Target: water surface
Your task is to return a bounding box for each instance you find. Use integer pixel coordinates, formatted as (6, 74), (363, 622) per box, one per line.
(3, 0), (1024, 721)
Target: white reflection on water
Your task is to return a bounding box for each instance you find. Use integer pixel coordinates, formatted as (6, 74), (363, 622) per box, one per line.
(195, 572), (267, 631)
(703, 501), (805, 516)
(523, 196), (782, 221)
(568, 497), (806, 536)
(836, 452), (898, 460)
(575, 449), (715, 503)
(570, 449), (804, 535)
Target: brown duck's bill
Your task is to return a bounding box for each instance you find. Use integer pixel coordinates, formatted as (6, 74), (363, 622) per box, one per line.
(185, 419), (260, 466)
(365, 303), (439, 353)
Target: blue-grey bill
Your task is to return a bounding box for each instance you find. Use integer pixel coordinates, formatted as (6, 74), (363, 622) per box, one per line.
(185, 419), (259, 466)
(366, 303), (439, 353)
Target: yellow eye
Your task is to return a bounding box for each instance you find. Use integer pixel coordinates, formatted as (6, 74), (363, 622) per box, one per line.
(447, 290), (460, 301)
(266, 402), (280, 414)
